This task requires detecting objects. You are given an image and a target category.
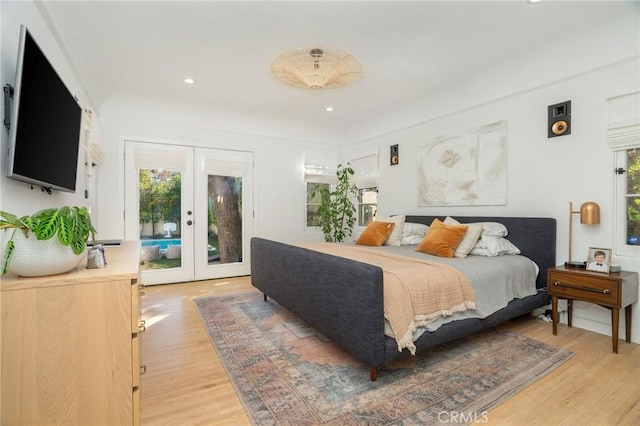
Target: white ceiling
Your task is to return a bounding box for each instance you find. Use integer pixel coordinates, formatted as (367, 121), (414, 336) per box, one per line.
(37, 1), (638, 140)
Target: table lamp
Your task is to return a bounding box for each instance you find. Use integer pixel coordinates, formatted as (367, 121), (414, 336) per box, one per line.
(566, 201), (600, 267)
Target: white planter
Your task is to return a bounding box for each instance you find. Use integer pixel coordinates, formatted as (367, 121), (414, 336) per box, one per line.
(2, 231), (86, 277)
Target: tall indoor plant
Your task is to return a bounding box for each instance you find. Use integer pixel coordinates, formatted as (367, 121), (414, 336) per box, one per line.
(317, 163), (358, 242)
(0, 206), (96, 275)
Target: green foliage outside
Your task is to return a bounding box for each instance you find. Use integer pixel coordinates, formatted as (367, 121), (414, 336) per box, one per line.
(138, 170), (243, 269)
(142, 257), (181, 270)
(307, 182), (329, 227)
(139, 169), (182, 237)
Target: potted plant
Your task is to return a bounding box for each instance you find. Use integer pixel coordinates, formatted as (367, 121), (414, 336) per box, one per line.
(316, 163), (358, 242)
(0, 206), (96, 276)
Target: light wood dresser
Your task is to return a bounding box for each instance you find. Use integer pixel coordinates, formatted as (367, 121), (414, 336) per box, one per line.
(1, 241), (143, 425)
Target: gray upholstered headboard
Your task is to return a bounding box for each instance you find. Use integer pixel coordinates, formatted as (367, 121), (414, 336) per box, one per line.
(404, 216), (556, 289)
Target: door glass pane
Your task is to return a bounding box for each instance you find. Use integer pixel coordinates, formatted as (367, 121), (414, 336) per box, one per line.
(208, 175), (243, 264)
(139, 168), (182, 270)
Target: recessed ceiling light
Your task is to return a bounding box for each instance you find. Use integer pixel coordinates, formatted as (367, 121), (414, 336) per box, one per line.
(184, 78), (195, 84)
(325, 106), (334, 112)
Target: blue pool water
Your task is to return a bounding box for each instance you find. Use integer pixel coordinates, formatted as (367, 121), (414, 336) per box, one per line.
(141, 238), (181, 250)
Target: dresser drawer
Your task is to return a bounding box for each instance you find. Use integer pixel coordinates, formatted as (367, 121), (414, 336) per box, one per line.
(548, 271), (619, 307)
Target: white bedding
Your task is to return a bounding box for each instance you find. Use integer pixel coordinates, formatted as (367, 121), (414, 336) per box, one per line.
(345, 244), (539, 340)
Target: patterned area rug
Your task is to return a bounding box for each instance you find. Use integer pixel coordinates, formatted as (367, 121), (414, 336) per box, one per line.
(195, 292), (572, 425)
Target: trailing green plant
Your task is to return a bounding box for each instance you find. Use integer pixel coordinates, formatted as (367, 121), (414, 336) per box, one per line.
(0, 206), (96, 275)
(316, 163), (358, 242)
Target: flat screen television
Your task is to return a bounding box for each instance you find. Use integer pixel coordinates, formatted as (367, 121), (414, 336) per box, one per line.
(6, 24), (82, 193)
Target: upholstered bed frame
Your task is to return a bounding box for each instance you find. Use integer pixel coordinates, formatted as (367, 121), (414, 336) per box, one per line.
(250, 216), (556, 380)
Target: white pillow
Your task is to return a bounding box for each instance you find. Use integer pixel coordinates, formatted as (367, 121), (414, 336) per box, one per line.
(470, 236), (521, 256)
(443, 217), (483, 258)
(402, 235), (426, 245)
(375, 214), (405, 247)
(478, 222), (508, 237)
(401, 222), (429, 245)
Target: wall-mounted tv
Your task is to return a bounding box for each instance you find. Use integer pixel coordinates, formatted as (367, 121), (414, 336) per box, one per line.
(6, 25), (82, 193)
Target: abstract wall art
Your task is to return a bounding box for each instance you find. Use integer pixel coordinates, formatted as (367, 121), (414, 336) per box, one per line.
(417, 120), (507, 206)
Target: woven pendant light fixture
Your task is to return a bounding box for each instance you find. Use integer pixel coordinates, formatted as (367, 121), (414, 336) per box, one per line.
(270, 46), (363, 90)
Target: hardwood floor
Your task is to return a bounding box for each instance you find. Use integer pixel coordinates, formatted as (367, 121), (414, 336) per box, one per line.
(140, 277), (640, 425)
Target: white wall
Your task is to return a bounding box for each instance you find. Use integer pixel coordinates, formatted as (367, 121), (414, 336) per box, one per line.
(347, 1), (639, 144)
(2, 0), (638, 345)
(95, 96), (338, 245)
(350, 58), (640, 342)
(58, 1), (640, 343)
(96, 58), (640, 343)
(366, 59), (636, 262)
(0, 1), (94, 215)
(1, 1), (97, 418)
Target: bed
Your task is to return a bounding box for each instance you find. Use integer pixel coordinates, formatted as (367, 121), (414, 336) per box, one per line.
(250, 215), (556, 380)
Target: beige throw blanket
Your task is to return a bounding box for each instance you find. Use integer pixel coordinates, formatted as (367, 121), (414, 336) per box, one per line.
(299, 243), (476, 354)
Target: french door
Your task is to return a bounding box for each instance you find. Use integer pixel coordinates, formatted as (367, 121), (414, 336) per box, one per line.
(124, 141), (253, 285)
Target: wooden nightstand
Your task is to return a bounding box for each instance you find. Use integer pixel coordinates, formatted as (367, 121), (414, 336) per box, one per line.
(547, 265), (639, 353)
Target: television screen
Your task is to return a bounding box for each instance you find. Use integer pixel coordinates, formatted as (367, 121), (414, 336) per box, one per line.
(7, 25), (82, 193)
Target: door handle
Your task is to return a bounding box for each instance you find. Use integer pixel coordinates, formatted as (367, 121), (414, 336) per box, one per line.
(187, 220), (193, 226)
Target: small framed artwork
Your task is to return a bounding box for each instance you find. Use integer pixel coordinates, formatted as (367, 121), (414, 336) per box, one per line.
(586, 247), (611, 273)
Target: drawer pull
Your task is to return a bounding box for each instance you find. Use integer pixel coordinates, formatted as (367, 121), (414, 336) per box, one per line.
(553, 281), (612, 294)
(140, 365), (147, 375)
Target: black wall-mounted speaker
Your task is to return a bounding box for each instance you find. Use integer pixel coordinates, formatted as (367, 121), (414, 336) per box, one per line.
(548, 100), (571, 138)
(390, 144), (399, 165)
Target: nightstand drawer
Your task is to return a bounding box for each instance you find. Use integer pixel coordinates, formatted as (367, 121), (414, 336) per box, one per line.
(548, 266), (638, 354)
(548, 272), (619, 306)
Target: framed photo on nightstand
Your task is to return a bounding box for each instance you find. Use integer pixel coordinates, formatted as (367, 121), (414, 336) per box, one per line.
(586, 247), (611, 273)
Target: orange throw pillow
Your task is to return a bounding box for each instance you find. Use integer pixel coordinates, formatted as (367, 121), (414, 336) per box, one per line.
(416, 218), (468, 257)
(356, 222), (395, 246)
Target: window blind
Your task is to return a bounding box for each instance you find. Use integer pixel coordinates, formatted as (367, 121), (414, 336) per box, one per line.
(203, 157), (250, 177)
(304, 149), (338, 183)
(350, 151), (379, 189)
(607, 77), (639, 151)
(132, 146), (187, 171)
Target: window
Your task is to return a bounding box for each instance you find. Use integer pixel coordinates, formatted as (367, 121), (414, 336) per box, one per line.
(306, 181), (330, 227)
(304, 149), (338, 229)
(623, 148), (640, 246)
(350, 150), (379, 227)
(606, 78), (638, 257)
(358, 187), (378, 226)
(615, 148), (640, 257)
